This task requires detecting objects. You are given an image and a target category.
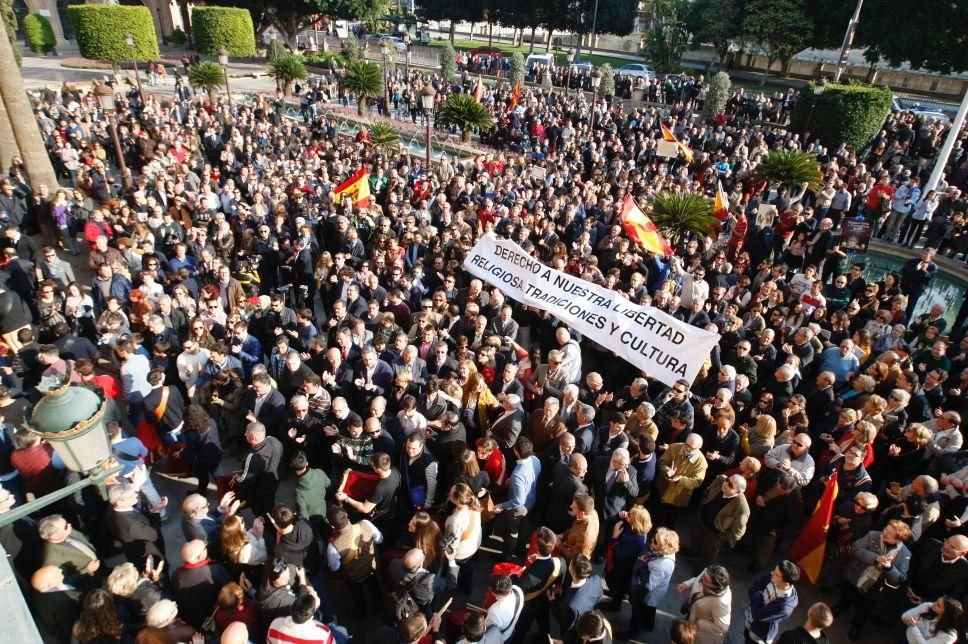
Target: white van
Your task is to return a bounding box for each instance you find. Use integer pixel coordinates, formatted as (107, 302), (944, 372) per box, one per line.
(525, 53), (555, 73)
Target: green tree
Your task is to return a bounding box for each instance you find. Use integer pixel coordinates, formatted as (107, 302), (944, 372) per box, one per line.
(752, 149), (823, 191)
(702, 71), (730, 121)
(857, 0), (966, 73)
(23, 13), (56, 54)
(789, 82), (892, 151)
(269, 53), (308, 95)
(647, 192), (718, 245)
(266, 39), (288, 61)
(686, 0), (742, 71)
(418, 0), (484, 42)
(341, 35), (363, 64)
(191, 6), (256, 57)
(742, 0), (811, 84)
(642, 0), (691, 71)
(369, 121), (401, 157)
(803, 0), (853, 49)
(188, 61), (226, 105)
(222, 0), (319, 46)
(598, 63), (614, 97)
(436, 93), (494, 142)
(440, 41), (457, 80)
(510, 53), (525, 87)
(341, 59), (384, 115)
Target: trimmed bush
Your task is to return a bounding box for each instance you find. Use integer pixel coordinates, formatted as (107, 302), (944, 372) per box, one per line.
(440, 41), (457, 80)
(266, 39), (288, 62)
(169, 28), (188, 47)
(510, 52), (524, 86)
(67, 5), (159, 62)
(23, 13), (55, 54)
(702, 71), (731, 121)
(191, 6), (256, 58)
(598, 64), (615, 97)
(790, 81), (893, 151)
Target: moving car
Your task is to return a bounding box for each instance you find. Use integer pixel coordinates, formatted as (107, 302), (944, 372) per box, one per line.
(366, 34), (408, 53)
(616, 63), (656, 80)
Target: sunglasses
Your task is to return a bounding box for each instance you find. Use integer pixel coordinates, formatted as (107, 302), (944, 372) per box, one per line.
(792, 441), (806, 448)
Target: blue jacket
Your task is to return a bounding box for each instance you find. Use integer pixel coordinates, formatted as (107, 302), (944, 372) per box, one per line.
(745, 573), (799, 643)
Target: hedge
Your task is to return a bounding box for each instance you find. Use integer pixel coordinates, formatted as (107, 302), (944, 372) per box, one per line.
(790, 81), (893, 151)
(191, 6), (255, 58)
(67, 5), (159, 62)
(23, 13), (55, 53)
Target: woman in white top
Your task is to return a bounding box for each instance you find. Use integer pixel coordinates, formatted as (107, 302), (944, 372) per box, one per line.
(903, 597), (963, 644)
(220, 514), (268, 567)
(445, 483), (483, 595)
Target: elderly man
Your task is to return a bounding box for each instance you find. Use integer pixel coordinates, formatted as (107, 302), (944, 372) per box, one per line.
(697, 473), (750, 566)
(530, 397), (564, 453)
(171, 539), (231, 629)
(30, 565), (81, 643)
(555, 327), (582, 384)
(655, 433), (708, 527)
(38, 514), (101, 592)
(490, 394), (525, 452)
(590, 447), (640, 538)
(818, 340), (861, 386)
(764, 433), (815, 490)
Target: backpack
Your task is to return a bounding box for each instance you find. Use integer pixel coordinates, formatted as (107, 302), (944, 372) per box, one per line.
(386, 571), (431, 626)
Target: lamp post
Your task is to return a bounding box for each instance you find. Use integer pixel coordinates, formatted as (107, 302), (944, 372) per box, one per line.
(381, 41), (392, 116)
(590, 68), (602, 132)
(803, 78), (826, 139)
(94, 83), (131, 191)
(566, 48), (575, 96)
(124, 32), (143, 104)
(218, 46), (233, 113)
(421, 83), (436, 169)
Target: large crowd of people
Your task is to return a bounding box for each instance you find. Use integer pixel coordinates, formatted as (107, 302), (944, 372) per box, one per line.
(0, 45), (967, 644)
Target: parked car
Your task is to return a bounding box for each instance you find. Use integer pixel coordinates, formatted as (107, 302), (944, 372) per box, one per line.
(525, 52), (555, 73)
(570, 61), (594, 73)
(366, 34), (408, 53)
(616, 63), (656, 80)
(470, 46), (503, 59)
(892, 97), (953, 124)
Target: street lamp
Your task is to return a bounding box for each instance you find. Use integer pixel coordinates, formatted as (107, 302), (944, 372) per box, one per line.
(566, 48), (575, 96)
(218, 46), (233, 113)
(421, 84), (436, 169)
(381, 41), (392, 115)
(803, 78), (827, 139)
(124, 32), (143, 103)
(590, 68), (603, 133)
(94, 83), (131, 191)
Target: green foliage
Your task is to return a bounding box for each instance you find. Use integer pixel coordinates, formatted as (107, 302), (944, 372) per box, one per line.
(341, 60), (384, 115)
(67, 5), (159, 63)
(742, 0), (810, 80)
(269, 53), (308, 94)
(803, 0), (852, 50)
(188, 61), (226, 104)
(1, 0), (19, 66)
(436, 92), (494, 142)
(303, 51), (345, 68)
(642, 0), (690, 71)
(266, 39), (289, 62)
(752, 149), (823, 191)
(570, 0), (637, 37)
(857, 0), (966, 74)
(341, 35), (363, 64)
(23, 13), (56, 54)
(440, 41), (457, 80)
(369, 121), (401, 156)
(686, 0), (741, 66)
(510, 52), (525, 86)
(702, 71), (730, 121)
(169, 27), (188, 46)
(324, 0), (391, 23)
(790, 82), (893, 151)
(598, 63), (614, 97)
(647, 192), (718, 244)
(191, 6), (256, 57)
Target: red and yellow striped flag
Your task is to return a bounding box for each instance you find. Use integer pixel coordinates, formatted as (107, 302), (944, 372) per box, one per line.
(660, 122), (694, 163)
(473, 75), (484, 102)
(508, 81), (521, 112)
(619, 195), (673, 255)
(334, 166), (372, 208)
(788, 471), (838, 584)
(711, 180), (729, 232)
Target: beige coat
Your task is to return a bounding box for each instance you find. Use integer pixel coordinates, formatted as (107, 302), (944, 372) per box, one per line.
(681, 573), (732, 644)
(656, 442), (708, 507)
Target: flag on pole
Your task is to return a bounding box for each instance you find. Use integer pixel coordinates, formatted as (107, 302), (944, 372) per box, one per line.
(787, 471), (839, 584)
(334, 166), (372, 208)
(711, 180), (729, 232)
(473, 75), (484, 102)
(660, 122), (694, 163)
(619, 195), (673, 255)
(508, 82), (522, 112)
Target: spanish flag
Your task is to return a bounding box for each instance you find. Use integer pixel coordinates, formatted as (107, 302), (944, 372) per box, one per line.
(712, 180), (729, 232)
(334, 166), (372, 208)
(788, 471), (838, 584)
(473, 75), (485, 102)
(619, 194), (673, 255)
(660, 122), (694, 163)
(508, 81), (521, 112)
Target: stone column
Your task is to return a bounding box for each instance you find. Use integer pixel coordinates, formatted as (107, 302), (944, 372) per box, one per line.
(0, 99), (20, 175)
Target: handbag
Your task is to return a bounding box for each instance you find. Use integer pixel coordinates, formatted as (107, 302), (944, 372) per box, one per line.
(200, 607), (219, 637)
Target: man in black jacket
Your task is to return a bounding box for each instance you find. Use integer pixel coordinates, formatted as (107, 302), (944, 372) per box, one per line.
(513, 527), (565, 644)
(30, 565), (81, 644)
(171, 539), (231, 630)
(264, 504), (316, 568)
(105, 481), (166, 571)
(544, 453), (588, 533)
(388, 548), (436, 616)
(235, 421), (284, 516)
(0, 283), (33, 352)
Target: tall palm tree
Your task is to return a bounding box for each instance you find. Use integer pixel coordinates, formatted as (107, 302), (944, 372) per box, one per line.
(269, 54), (308, 97)
(369, 122), (401, 157)
(341, 60), (384, 117)
(187, 62), (225, 106)
(647, 192), (718, 245)
(752, 149), (823, 192)
(436, 93), (494, 143)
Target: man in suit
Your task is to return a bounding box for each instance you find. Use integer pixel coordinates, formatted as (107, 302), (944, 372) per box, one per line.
(345, 284), (369, 318)
(144, 369), (185, 444)
(426, 341), (458, 379)
(544, 453), (589, 533)
(551, 555), (603, 633)
(487, 305), (520, 352)
(105, 481), (165, 570)
(351, 346), (394, 408)
(513, 527), (565, 643)
(573, 404), (598, 455)
(529, 397), (565, 454)
(491, 363), (524, 399)
(697, 473), (750, 566)
(181, 493), (225, 548)
(525, 352), (571, 401)
(490, 394), (525, 452)
(215, 265), (246, 313)
(804, 371), (837, 423)
(38, 514), (102, 591)
(675, 297), (711, 328)
(30, 565), (81, 644)
(243, 372), (287, 435)
(589, 447), (640, 540)
(171, 539), (232, 630)
(394, 345), (428, 387)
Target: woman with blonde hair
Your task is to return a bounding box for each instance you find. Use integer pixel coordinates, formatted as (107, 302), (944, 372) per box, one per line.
(840, 374), (877, 410)
(220, 514), (267, 567)
(861, 394), (888, 429)
(106, 562), (163, 631)
(602, 505), (653, 611)
(445, 483), (483, 595)
(624, 527), (680, 639)
(461, 371), (498, 438)
(740, 415), (776, 458)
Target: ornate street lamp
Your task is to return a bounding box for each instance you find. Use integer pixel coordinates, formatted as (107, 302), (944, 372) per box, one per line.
(124, 32), (144, 104)
(94, 83), (131, 191)
(421, 83), (436, 169)
(381, 41), (392, 115)
(804, 78), (827, 138)
(218, 46), (233, 112)
(590, 68), (603, 132)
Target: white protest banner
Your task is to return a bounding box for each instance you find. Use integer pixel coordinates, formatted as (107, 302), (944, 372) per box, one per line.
(463, 233), (721, 387)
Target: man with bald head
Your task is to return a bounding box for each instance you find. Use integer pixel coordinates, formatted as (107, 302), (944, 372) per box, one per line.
(388, 548), (437, 614)
(655, 433), (709, 527)
(764, 433), (815, 490)
(545, 452), (589, 533)
(31, 565), (81, 643)
(170, 539), (231, 630)
(221, 621), (251, 644)
(907, 534), (968, 605)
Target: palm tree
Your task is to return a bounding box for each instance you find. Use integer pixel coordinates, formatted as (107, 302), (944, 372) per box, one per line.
(369, 122), (401, 157)
(341, 60), (383, 116)
(647, 192), (718, 244)
(752, 149), (823, 192)
(187, 61), (225, 106)
(436, 93), (494, 143)
(269, 54), (308, 96)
